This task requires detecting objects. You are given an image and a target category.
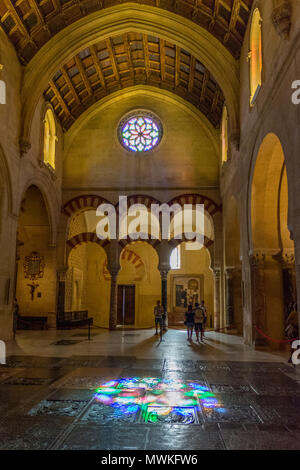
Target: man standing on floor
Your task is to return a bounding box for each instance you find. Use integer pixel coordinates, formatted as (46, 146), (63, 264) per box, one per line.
(154, 300), (164, 340)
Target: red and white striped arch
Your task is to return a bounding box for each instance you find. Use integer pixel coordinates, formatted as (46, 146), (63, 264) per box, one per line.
(66, 232), (109, 258)
(63, 194), (111, 217)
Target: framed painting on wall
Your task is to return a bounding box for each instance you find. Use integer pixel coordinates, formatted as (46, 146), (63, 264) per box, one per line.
(170, 275), (204, 313)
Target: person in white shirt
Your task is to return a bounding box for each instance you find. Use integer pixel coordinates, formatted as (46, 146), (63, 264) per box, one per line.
(194, 302), (205, 342)
(154, 300), (164, 339)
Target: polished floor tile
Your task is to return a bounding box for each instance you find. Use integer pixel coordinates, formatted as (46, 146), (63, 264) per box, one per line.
(1, 329), (300, 450)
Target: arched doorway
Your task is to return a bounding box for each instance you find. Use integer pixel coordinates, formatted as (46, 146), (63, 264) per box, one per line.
(224, 197), (243, 335)
(66, 209), (110, 328)
(167, 202), (215, 328)
(168, 243), (214, 328)
(250, 133), (296, 348)
(15, 186), (55, 327)
(117, 242), (160, 328)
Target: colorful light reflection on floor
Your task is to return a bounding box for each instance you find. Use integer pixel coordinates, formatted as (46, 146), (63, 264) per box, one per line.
(94, 377), (226, 423)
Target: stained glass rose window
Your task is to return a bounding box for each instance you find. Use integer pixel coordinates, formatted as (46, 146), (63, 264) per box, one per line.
(118, 112), (162, 152)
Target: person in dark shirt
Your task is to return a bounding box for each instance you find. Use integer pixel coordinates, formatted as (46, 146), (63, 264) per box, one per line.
(200, 300), (208, 338)
(185, 305), (195, 341)
(13, 298), (19, 339)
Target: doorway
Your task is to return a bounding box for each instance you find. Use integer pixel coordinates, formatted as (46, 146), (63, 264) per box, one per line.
(117, 285), (135, 326)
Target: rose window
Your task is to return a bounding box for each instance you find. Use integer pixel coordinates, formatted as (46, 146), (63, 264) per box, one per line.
(119, 112), (162, 152)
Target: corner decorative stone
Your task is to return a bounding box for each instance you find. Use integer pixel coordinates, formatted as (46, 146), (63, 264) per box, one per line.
(38, 159), (57, 181)
(229, 130), (240, 152)
(271, 1), (292, 39)
(19, 138), (31, 156)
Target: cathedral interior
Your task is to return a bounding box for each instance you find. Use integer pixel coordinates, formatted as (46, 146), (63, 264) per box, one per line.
(0, 0), (300, 451)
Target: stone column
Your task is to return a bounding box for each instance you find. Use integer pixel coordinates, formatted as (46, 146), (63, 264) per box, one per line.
(212, 268), (221, 331)
(157, 240), (173, 331)
(108, 268), (120, 330)
(105, 240), (121, 331)
(0, 213), (18, 340)
(250, 253), (267, 347)
(225, 268), (234, 327)
(159, 268), (169, 330)
(56, 268), (67, 327)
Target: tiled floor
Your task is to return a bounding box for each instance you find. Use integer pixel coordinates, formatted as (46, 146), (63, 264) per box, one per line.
(0, 329), (300, 450)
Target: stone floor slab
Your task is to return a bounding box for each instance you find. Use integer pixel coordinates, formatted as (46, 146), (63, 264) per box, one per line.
(220, 429), (300, 450)
(146, 424), (225, 450)
(60, 424), (149, 450)
(80, 403), (139, 424)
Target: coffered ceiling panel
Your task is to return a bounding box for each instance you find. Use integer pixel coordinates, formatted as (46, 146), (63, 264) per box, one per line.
(43, 32), (225, 130)
(0, 0), (253, 63)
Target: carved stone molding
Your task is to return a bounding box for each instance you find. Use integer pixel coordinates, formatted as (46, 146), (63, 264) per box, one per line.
(280, 252), (295, 268)
(212, 268), (221, 280)
(271, 249), (295, 268)
(250, 252), (266, 268)
(19, 138), (31, 157)
(225, 267), (239, 279)
(229, 129), (240, 151)
(57, 269), (68, 282)
(38, 160), (57, 181)
(271, 1), (292, 39)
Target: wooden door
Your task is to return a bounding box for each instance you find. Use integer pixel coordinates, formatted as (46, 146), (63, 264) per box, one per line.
(117, 285), (135, 325)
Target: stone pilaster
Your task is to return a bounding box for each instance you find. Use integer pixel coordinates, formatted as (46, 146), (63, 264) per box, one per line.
(56, 269), (67, 327)
(108, 268), (120, 330)
(276, 251), (296, 321)
(159, 268), (169, 330)
(225, 268), (234, 327)
(105, 241), (121, 330)
(232, 267), (243, 335)
(294, 239), (300, 336)
(250, 252), (267, 347)
(212, 268), (221, 331)
(157, 240), (173, 331)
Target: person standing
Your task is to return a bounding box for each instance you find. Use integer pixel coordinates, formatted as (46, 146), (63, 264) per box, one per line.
(13, 298), (19, 340)
(200, 300), (208, 338)
(194, 302), (205, 342)
(185, 305), (195, 341)
(154, 300), (164, 340)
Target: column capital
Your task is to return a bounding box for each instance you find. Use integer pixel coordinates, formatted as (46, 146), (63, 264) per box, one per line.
(159, 269), (169, 280)
(272, 249), (295, 268)
(19, 138), (31, 157)
(249, 251), (266, 268)
(57, 269), (68, 282)
(212, 267), (221, 278)
(105, 240), (121, 274)
(108, 267), (120, 278)
(225, 267), (235, 279)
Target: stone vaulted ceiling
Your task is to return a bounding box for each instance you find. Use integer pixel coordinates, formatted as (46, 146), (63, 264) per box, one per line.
(0, 0), (253, 64)
(43, 32), (225, 130)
